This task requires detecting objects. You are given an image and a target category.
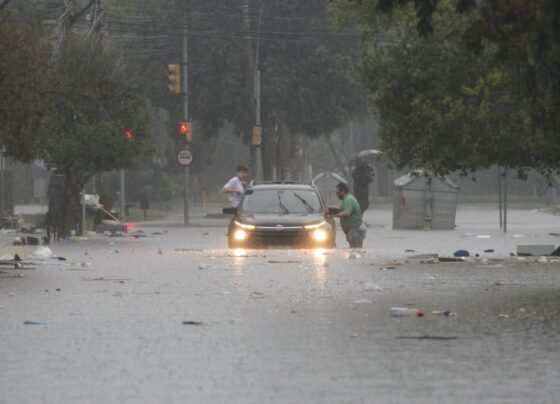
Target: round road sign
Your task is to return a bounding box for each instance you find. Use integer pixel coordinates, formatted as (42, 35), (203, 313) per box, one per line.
(177, 149), (194, 166)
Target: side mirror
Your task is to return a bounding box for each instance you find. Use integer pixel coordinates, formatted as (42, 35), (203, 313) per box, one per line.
(327, 207), (341, 216)
(222, 207), (237, 215)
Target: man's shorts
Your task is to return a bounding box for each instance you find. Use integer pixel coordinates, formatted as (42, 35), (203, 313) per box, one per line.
(346, 226), (366, 248)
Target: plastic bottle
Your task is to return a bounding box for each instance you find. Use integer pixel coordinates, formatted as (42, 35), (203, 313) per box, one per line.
(432, 310), (456, 317)
(391, 307), (424, 317)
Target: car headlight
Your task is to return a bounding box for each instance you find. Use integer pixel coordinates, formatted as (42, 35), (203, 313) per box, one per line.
(233, 229), (249, 241)
(234, 220), (256, 230)
(304, 220), (327, 230)
(312, 229), (328, 242)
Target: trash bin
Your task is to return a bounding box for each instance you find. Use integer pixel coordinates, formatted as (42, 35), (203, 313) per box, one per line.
(393, 170), (459, 230)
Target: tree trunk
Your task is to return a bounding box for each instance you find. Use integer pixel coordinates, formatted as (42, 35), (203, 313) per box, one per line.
(54, 169), (89, 239)
(60, 170), (78, 238)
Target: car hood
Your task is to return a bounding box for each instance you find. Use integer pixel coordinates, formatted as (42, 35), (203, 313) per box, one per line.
(238, 213), (325, 227)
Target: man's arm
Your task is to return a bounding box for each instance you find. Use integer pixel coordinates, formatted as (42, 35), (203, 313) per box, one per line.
(222, 178), (238, 193)
(333, 210), (352, 217)
(335, 197), (353, 218)
(335, 210), (352, 218)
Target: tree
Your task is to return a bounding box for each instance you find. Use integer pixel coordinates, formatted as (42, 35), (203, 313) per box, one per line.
(42, 37), (152, 237)
(340, 0), (560, 64)
(0, 14), (50, 161)
(334, 0), (560, 177)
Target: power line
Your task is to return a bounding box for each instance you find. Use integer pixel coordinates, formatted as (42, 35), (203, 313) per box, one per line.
(103, 19), (363, 42)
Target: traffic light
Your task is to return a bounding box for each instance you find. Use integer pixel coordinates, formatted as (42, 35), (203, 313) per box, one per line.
(124, 129), (134, 140)
(178, 121), (192, 142)
(167, 64), (181, 94)
(252, 126), (262, 146)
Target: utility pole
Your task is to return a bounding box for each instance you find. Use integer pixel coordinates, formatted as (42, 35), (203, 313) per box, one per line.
(254, 69), (263, 181)
(253, 10), (264, 182)
(120, 169), (125, 220)
(242, 0), (256, 176)
(182, 0), (190, 225)
(0, 147), (5, 216)
(51, 0), (96, 62)
(498, 167), (502, 229)
(503, 168), (508, 233)
(82, 188), (86, 235)
(87, 0), (104, 38)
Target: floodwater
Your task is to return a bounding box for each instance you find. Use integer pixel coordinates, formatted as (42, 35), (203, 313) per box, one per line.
(1, 205), (560, 403)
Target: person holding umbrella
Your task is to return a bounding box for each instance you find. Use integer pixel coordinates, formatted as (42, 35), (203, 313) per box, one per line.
(351, 157), (375, 217)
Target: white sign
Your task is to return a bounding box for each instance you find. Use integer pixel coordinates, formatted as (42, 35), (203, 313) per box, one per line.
(177, 149), (194, 166)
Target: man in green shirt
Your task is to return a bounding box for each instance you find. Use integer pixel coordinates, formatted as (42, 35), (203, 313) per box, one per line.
(334, 182), (365, 248)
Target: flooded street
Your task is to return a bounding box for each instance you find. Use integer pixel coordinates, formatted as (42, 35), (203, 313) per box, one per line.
(4, 1), (560, 402)
(1, 205), (560, 404)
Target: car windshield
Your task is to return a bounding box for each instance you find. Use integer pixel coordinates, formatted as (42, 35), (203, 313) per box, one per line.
(240, 189), (322, 215)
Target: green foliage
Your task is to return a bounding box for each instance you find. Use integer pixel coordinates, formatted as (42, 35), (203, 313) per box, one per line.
(0, 15), (49, 161)
(340, 0), (560, 65)
(43, 36), (152, 184)
(356, 3), (480, 173)
(337, 0), (560, 175)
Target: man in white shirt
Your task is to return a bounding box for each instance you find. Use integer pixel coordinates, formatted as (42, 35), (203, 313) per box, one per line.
(222, 165), (249, 208)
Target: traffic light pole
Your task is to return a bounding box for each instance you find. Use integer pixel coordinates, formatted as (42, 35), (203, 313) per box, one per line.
(0, 148), (5, 216)
(120, 168), (125, 220)
(182, 0), (190, 225)
(82, 187), (86, 236)
(255, 69), (263, 181)
(253, 10), (264, 182)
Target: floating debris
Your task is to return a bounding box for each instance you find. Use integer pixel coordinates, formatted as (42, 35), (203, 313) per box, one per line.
(396, 335), (458, 341)
(23, 320), (47, 326)
(432, 310), (457, 317)
(268, 260), (302, 264)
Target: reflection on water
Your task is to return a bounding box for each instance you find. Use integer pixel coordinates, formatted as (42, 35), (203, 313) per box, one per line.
(231, 248), (248, 276)
(312, 248), (328, 292)
(231, 248), (248, 258)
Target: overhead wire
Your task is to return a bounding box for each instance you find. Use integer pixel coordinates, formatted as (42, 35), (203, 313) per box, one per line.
(32, 3), (396, 52)
(102, 16), (370, 43)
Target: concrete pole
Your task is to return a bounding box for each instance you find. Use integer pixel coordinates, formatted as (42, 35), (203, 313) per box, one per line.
(498, 166), (503, 229)
(81, 188), (86, 235)
(255, 69), (263, 182)
(252, 9), (264, 182)
(0, 148), (5, 215)
(503, 168), (508, 233)
(120, 169), (125, 219)
(182, 0), (190, 225)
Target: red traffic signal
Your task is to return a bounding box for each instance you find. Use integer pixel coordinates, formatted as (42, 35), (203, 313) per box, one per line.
(124, 129), (134, 140)
(178, 121), (191, 135)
